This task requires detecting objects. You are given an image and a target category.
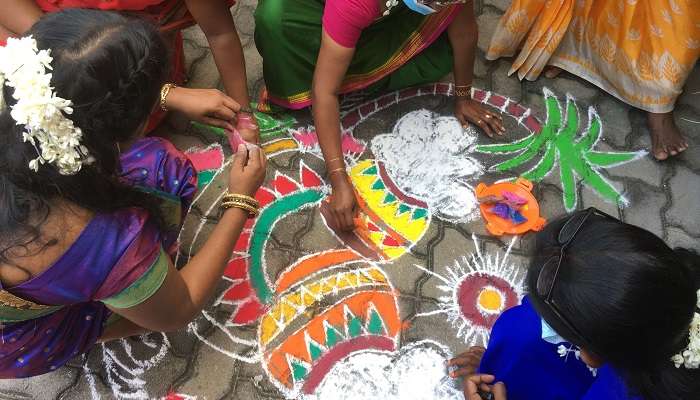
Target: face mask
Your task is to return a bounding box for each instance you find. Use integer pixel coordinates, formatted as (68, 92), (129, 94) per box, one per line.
(541, 318), (568, 344)
(402, 0), (436, 15)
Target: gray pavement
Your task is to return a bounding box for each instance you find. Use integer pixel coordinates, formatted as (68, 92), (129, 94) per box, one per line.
(1, 1), (698, 399)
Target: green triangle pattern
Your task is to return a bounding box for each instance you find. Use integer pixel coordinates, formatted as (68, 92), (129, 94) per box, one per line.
(367, 309), (385, 335)
(411, 208), (428, 221)
(308, 340), (323, 361)
(291, 360), (308, 381)
(197, 170), (216, 189)
(396, 204), (412, 216)
(325, 324), (340, 348)
(362, 165), (378, 176)
(371, 179), (386, 191)
(348, 316), (363, 338)
(382, 193), (397, 205)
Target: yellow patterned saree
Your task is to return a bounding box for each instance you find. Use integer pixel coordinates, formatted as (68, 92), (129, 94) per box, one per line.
(487, 0), (700, 112)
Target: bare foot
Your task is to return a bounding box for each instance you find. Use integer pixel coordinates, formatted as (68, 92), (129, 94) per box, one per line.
(448, 346), (487, 378)
(544, 66), (563, 79)
(647, 112), (689, 160)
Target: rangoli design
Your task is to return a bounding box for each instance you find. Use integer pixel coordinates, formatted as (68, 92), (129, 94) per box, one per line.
(77, 83), (648, 399)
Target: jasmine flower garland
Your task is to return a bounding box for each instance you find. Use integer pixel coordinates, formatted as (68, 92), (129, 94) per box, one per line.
(0, 36), (92, 175)
(672, 290), (700, 369)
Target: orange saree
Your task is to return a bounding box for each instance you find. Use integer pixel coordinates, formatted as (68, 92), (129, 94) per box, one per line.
(487, 0), (700, 113)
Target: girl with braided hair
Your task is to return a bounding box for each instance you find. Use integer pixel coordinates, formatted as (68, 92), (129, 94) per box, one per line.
(0, 9), (267, 378)
(0, 0), (260, 142)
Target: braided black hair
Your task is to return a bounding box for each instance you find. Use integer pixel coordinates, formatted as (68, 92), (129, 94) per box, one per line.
(0, 9), (169, 263)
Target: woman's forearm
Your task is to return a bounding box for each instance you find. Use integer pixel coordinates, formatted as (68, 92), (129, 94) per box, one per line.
(0, 0), (43, 35)
(209, 33), (251, 107)
(178, 208), (248, 315)
(447, 4), (478, 87)
(186, 0), (251, 107)
(312, 90), (345, 173)
(311, 31), (356, 174)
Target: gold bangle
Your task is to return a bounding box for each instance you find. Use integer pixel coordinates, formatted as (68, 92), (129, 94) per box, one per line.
(222, 196), (259, 209)
(326, 156), (343, 164)
(223, 192), (259, 207)
(221, 201), (259, 217)
(221, 201), (258, 214)
(160, 83), (177, 111)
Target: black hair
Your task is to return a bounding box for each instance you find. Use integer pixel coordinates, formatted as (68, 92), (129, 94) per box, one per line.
(528, 212), (700, 400)
(0, 9), (169, 264)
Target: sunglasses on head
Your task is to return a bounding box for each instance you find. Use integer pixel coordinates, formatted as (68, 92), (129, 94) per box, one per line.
(536, 207), (620, 350)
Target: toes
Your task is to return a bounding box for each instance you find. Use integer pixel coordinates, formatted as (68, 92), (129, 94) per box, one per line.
(654, 149), (669, 161)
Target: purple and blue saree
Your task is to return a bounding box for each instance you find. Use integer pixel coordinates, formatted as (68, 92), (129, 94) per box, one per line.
(0, 137), (196, 378)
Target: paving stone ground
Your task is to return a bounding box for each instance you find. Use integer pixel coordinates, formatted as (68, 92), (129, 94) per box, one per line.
(1, 2), (698, 399)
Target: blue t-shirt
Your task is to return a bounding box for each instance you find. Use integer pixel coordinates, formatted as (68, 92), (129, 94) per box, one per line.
(478, 297), (640, 400)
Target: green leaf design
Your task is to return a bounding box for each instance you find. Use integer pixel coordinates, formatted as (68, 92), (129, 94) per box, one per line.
(476, 134), (536, 154)
(477, 89), (645, 211)
(575, 107), (602, 151)
(559, 161), (577, 211)
(491, 132), (549, 171)
(585, 151), (641, 167)
(521, 141), (556, 181)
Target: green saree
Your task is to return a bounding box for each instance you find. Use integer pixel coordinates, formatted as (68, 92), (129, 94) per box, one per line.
(254, 0), (460, 109)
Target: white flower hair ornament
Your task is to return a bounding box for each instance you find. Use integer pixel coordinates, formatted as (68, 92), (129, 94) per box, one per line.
(0, 36), (92, 175)
(671, 290), (700, 369)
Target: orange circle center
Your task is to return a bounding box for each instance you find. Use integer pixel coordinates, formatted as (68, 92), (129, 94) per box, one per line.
(477, 288), (503, 312)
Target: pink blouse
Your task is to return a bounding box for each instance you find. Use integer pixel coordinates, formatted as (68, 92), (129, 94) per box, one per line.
(322, 0), (381, 48)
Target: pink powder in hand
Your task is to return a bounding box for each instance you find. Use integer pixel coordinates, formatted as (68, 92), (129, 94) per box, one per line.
(236, 114), (258, 130)
(227, 114), (259, 151)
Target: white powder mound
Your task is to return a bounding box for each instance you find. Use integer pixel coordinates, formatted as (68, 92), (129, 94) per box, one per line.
(302, 340), (463, 400)
(371, 109), (484, 222)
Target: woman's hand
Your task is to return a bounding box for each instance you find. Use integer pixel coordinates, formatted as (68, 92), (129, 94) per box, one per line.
(448, 346), (486, 378)
(328, 173), (358, 232)
(0, 1), (44, 37)
(455, 98), (505, 138)
(228, 144), (267, 196)
(237, 126), (260, 144)
(236, 112), (261, 144)
(165, 86), (240, 131)
(463, 374), (507, 400)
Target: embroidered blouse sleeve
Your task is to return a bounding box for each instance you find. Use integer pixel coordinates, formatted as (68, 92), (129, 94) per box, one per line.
(93, 209), (169, 309)
(322, 0), (380, 48)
